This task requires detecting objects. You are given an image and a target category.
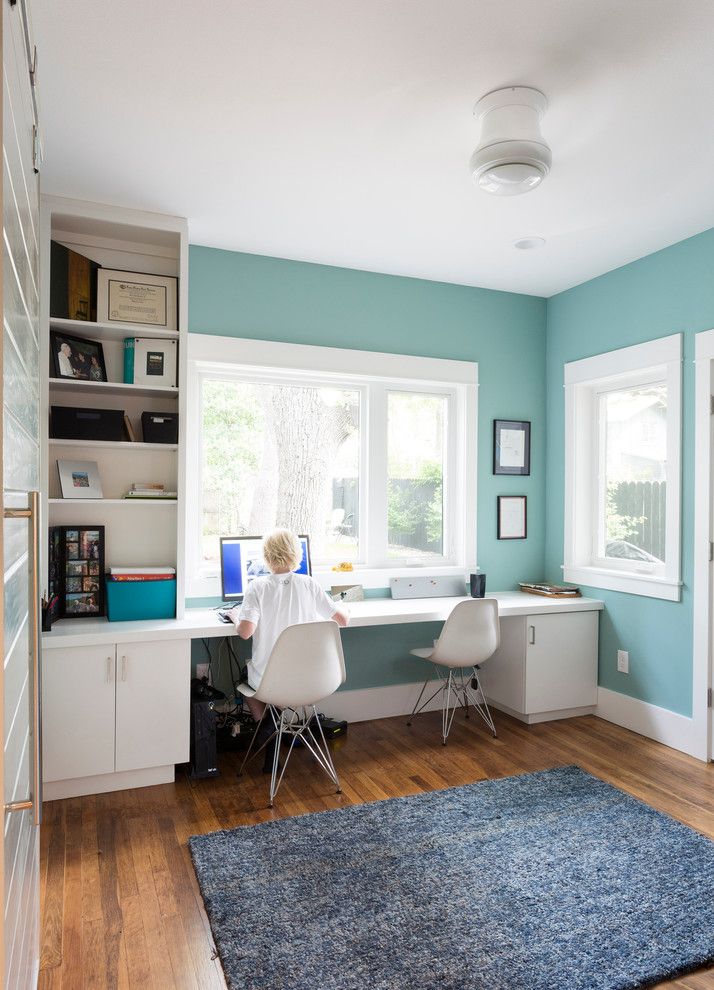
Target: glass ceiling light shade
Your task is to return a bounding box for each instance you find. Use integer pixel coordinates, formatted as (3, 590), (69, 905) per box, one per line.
(470, 87), (551, 196)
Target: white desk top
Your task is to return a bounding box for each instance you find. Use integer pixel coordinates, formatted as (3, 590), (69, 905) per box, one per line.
(41, 591), (603, 650)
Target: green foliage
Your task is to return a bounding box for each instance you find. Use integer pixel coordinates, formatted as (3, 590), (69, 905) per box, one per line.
(606, 483), (644, 542)
(388, 460), (443, 548)
(202, 382), (261, 535)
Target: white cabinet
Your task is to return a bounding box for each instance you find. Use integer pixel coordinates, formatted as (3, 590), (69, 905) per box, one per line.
(42, 644), (116, 782)
(479, 611), (598, 723)
(115, 640), (190, 771)
(42, 639), (190, 787)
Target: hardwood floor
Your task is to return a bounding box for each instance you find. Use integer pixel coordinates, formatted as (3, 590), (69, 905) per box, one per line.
(38, 710), (714, 989)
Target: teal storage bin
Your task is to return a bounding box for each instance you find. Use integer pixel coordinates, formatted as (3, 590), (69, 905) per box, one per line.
(105, 578), (176, 621)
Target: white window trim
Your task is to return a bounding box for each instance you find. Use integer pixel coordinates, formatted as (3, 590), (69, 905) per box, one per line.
(186, 334), (478, 597)
(563, 333), (682, 602)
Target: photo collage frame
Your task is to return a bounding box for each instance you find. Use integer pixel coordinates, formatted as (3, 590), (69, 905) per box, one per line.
(48, 525), (106, 618)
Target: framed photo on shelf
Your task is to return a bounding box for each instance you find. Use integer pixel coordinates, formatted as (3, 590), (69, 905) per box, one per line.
(49, 525), (106, 618)
(57, 459), (103, 499)
(132, 337), (178, 387)
(97, 268), (178, 331)
(497, 495), (527, 540)
(493, 419), (531, 476)
(50, 330), (107, 383)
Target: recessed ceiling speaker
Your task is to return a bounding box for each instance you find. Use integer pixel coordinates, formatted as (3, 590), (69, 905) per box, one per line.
(470, 87), (551, 196)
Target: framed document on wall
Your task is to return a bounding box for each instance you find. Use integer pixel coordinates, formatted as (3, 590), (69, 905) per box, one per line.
(497, 495), (527, 540)
(493, 419), (531, 475)
(97, 268), (178, 331)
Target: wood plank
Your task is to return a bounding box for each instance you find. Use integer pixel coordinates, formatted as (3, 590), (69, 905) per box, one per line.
(38, 713), (714, 990)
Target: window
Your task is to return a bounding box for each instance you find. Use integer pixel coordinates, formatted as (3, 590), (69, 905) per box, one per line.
(200, 376), (361, 566)
(563, 334), (681, 601)
(186, 337), (477, 596)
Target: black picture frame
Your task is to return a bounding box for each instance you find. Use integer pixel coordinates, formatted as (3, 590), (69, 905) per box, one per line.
(493, 419), (531, 475)
(49, 525), (106, 618)
(497, 496), (527, 540)
(50, 330), (107, 383)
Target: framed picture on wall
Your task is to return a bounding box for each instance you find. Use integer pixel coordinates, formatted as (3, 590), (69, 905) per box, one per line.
(493, 419), (531, 475)
(497, 495), (527, 540)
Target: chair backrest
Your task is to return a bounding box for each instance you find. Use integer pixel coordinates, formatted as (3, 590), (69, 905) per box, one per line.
(431, 599), (500, 668)
(254, 620), (347, 708)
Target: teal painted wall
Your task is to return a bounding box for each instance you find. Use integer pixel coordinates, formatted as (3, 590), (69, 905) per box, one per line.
(188, 246), (547, 689)
(545, 227), (714, 717)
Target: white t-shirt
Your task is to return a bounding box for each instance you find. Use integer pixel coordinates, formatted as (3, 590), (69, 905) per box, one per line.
(239, 572), (338, 688)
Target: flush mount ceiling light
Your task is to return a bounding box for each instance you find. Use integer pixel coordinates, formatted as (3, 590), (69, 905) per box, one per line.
(470, 87), (551, 196)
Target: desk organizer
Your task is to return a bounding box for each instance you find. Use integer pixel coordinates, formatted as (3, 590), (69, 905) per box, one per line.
(105, 578), (176, 621)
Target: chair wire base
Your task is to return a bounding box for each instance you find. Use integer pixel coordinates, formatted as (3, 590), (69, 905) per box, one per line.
(407, 665), (497, 744)
(238, 704), (341, 807)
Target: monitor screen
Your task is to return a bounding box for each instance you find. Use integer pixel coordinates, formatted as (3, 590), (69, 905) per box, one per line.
(220, 535), (311, 601)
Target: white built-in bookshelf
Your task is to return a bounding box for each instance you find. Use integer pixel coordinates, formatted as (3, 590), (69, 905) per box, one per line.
(40, 196), (188, 620)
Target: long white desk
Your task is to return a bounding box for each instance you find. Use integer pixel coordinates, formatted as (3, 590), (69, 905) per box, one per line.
(41, 591), (602, 649)
(40, 591), (603, 801)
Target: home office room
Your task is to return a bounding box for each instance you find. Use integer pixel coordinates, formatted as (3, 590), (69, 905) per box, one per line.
(1, 1), (713, 988)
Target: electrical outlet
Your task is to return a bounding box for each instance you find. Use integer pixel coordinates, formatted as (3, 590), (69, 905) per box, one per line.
(617, 650), (629, 674)
(196, 662), (210, 681)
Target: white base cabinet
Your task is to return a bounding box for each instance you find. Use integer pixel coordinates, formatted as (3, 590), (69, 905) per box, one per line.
(479, 612), (598, 723)
(42, 639), (190, 796)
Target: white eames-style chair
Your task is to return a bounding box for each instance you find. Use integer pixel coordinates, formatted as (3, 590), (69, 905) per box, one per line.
(407, 598), (500, 745)
(237, 620), (346, 807)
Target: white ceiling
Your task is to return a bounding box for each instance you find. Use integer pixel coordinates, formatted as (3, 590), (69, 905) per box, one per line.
(32, 0), (714, 297)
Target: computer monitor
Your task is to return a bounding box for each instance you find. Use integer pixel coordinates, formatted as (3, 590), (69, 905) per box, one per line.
(219, 534), (312, 602)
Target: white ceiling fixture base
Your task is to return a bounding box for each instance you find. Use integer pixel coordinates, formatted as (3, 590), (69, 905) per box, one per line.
(470, 86), (551, 196)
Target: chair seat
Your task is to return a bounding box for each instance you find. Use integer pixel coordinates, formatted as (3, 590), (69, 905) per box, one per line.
(410, 647), (434, 660)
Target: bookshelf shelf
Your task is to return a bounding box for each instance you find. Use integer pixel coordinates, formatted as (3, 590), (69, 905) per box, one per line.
(48, 438), (178, 452)
(48, 498), (178, 507)
(49, 316), (179, 344)
(49, 377), (179, 399)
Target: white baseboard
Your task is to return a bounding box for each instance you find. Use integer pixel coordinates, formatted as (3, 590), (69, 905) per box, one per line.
(328, 681), (445, 723)
(43, 764), (175, 801)
(596, 687), (699, 758)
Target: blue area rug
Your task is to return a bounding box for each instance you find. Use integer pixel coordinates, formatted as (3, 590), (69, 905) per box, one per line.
(189, 766), (714, 990)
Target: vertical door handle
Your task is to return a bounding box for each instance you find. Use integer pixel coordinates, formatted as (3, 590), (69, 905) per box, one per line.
(4, 491), (41, 825)
(528, 624), (535, 645)
(121, 655), (127, 681)
(106, 656), (113, 682)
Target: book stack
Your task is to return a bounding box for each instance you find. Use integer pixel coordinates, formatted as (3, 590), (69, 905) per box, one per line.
(518, 581), (581, 598)
(124, 483), (177, 500)
(108, 566), (176, 583)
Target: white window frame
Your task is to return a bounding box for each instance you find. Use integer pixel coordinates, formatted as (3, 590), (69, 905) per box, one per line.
(563, 333), (682, 601)
(185, 335), (478, 597)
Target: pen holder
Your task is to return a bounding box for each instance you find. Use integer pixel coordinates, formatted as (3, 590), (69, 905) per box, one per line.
(41, 606), (53, 632)
(469, 573), (486, 598)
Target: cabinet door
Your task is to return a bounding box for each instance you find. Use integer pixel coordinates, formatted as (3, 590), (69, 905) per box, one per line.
(42, 645), (116, 782)
(524, 612), (598, 714)
(115, 640), (190, 772)
(478, 615), (526, 712)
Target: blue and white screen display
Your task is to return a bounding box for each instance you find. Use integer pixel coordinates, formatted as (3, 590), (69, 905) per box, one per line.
(220, 535), (311, 601)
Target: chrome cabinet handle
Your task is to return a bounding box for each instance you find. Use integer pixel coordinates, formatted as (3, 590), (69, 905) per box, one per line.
(528, 624), (535, 645)
(121, 656), (127, 681)
(107, 656), (113, 682)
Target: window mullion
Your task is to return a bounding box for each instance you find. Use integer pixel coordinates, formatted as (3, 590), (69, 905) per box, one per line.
(367, 383), (388, 567)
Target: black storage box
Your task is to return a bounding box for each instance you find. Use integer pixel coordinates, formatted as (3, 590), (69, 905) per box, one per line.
(142, 410), (179, 444)
(50, 405), (124, 442)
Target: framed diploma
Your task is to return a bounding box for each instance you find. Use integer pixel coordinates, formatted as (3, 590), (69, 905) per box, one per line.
(493, 419), (530, 475)
(497, 495), (527, 540)
(97, 268), (178, 331)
